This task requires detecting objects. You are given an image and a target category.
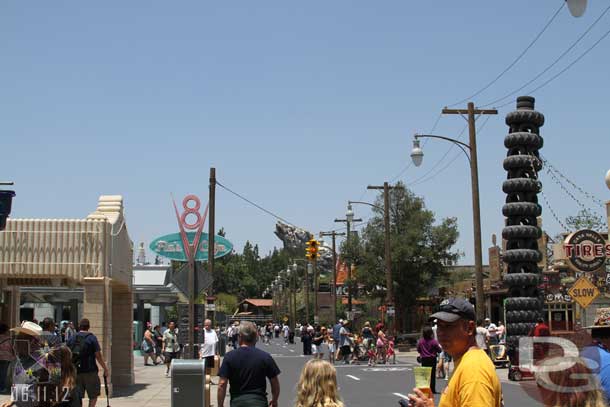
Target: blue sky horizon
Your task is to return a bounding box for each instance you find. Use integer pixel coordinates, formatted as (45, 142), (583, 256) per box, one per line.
(2, 1), (609, 266)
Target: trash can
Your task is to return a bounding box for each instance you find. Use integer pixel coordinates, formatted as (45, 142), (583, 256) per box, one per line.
(171, 359), (211, 407)
(219, 333), (227, 356)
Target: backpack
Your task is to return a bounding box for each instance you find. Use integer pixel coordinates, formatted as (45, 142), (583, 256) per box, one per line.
(70, 332), (92, 369)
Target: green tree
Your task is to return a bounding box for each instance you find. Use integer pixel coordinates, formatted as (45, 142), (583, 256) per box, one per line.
(344, 182), (460, 332)
(565, 208), (606, 232)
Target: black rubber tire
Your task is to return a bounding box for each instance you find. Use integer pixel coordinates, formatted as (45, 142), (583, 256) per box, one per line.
(505, 110), (545, 127)
(503, 249), (542, 263)
(506, 310), (541, 323)
(504, 297), (541, 311)
(504, 273), (540, 288)
(516, 96), (535, 109)
(502, 225), (541, 240)
(506, 323), (536, 336)
(504, 132), (543, 149)
(502, 202), (541, 217)
(502, 178), (541, 194)
(507, 263), (540, 275)
(503, 155), (543, 171)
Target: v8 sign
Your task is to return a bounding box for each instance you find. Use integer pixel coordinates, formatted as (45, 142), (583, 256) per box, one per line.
(568, 277), (600, 309)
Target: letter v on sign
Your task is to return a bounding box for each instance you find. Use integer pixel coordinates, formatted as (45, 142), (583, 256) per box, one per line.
(568, 277), (600, 309)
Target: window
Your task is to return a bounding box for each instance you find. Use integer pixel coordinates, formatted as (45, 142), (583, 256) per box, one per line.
(545, 303), (574, 332)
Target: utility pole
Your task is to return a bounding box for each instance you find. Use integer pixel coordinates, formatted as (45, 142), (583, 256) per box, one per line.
(208, 167), (216, 323)
(335, 205), (362, 317)
(442, 102), (497, 321)
(305, 263), (311, 323)
(320, 231), (346, 323)
(367, 182), (397, 333)
(366, 182), (396, 308)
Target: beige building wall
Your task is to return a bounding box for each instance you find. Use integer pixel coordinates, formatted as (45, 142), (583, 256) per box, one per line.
(0, 195), (134, 394)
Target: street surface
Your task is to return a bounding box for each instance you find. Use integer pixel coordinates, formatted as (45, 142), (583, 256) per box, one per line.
(262, 338), (543, 407)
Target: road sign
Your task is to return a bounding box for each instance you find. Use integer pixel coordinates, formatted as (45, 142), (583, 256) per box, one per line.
(150, 232), (233, 262)
(568, 276), (600, 309)
(171, 262), (214, 297)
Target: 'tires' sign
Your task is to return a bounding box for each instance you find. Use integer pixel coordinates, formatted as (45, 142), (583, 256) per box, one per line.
(563, 229), (610, 273)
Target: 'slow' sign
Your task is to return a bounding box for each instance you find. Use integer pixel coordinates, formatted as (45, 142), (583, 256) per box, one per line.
(568, 277), (600, 309)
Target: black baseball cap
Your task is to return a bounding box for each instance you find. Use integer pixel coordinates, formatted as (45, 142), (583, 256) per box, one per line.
(430, 298), (476, 323)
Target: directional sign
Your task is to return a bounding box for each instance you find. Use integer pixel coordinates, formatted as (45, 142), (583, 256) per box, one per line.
(150, 232), (233, 262)
(171, 262), (214, 297)
(568, 276), (600, 309)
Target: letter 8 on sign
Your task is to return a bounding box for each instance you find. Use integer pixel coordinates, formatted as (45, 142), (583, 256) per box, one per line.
(180, 195), (203, 230)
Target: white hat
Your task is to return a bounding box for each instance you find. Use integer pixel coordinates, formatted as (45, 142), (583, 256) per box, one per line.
(10, 321), (42, 337)
(339, 319), (344, 323)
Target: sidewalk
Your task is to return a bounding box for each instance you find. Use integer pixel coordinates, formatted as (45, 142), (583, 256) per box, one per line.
(0, 361), (219, 407)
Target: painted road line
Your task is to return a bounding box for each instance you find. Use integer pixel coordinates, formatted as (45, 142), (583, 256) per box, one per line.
(289, 349), (295, 352)
(334, 363), (413, 369)
(346, 375), (361, 381)
(393, 393), (409, 399)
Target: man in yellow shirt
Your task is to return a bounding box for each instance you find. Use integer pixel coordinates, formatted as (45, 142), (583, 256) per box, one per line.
(408, 298), (503, 407)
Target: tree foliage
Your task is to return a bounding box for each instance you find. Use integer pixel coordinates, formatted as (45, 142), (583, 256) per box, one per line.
(341, 183), (460, 329)
(565, 208), (606, 232)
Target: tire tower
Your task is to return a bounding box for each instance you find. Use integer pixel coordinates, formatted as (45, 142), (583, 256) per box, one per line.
(502, 96), (544, 352)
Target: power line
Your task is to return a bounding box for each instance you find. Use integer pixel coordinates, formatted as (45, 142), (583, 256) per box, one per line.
(540, 190), (569, 231)
(541, 155), (605, 207)
(483, 3), (610, 108)
(216, 180), (303, 229)
(448, 2), (565, 107)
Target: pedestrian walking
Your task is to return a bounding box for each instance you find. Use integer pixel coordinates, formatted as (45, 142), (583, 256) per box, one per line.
(49, 345), (82, 407)
(162, 320), (179, 378)
(231, 321), (240, 348)
(274, 323), (280, 339)
(416, 326), (442, 394)
(332, 319), (343, 361)
(339, 320), (352, 364)
(0, 323), (15, 395)
(153, 325), (164, 364)
(376, 327), (387, 364)
(407, 298), (503, 407)
(312, 326), (324, 359)
(141, 323), (156, 366)
(316, 327), (330, 360)
(496, 321), (505, 343)
(295, 359), (343, 407)
(67, 318), (109, 407)
(199, 319), (219, 375)
(485, 318), (499, 345)
(9, 321), (45, 406)
(65, 322), (76, 343)
(41, 317), (62, 349)
(475, 319), (489, 355)
(282, 324), (289, 343)
(217, 321), (280, 407)
(301, 327), (312, 356)
(361, 321), (375, 350)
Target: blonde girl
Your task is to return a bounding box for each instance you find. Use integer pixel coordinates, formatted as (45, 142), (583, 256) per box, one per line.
(296, 359), (344, 407)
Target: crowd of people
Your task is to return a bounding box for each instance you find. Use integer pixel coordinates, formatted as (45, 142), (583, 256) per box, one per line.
(0, 317), (108, 407)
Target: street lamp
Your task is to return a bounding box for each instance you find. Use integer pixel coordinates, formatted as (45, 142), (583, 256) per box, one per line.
(411, 131), (487, 321)
(335, 204), (362, 318)
(605, 169), (610, 190)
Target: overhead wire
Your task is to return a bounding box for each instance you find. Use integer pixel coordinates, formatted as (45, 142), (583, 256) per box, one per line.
(448, 2), (565, 107)
(216, 180), (304, 229)
(483, 3), (610, 108)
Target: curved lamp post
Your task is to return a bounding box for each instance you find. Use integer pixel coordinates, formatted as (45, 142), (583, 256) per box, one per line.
(411, 132), (486, 321)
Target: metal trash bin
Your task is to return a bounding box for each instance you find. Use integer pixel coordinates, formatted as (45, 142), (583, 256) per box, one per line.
(171, 359), (211, 407)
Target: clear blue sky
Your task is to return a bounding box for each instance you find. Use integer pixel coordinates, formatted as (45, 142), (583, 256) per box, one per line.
(2, 1), (609, 266)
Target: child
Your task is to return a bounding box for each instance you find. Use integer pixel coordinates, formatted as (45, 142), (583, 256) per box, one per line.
(367, 343), (376, 366)
(296, 359), (344, 407)
(328, 338), (336, 364)
(386, 337), (396, 364)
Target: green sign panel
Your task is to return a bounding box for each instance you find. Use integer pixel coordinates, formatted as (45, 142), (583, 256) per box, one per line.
(149, 232), (233, 262)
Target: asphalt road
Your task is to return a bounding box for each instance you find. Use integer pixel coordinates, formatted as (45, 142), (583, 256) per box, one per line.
(256, 338), (544, 407)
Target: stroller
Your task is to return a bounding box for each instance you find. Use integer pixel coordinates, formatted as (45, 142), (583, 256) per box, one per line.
(351, 336), (369, 363)
(488, 343), (509, 368)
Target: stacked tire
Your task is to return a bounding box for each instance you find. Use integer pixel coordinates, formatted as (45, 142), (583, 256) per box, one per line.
(502, 96), (544, 355)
